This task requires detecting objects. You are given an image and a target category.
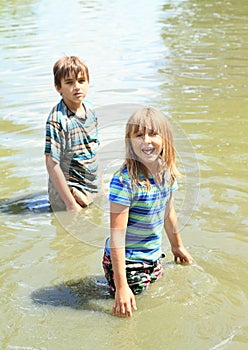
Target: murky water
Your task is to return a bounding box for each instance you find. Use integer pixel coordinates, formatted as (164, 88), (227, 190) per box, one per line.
(0, 0), (247, 349)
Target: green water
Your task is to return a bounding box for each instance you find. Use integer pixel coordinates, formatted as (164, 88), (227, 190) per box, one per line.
(0, 1), (247, 349)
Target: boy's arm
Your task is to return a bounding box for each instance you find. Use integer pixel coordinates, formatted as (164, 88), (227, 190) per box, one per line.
(164, 194), (193, 264)
(46, 155), (82, 212)
(110, 202), (137, 317)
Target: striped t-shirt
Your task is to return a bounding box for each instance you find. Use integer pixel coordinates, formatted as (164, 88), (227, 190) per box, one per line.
(105, 166), (178, 262)
(45, 99), (100, 193)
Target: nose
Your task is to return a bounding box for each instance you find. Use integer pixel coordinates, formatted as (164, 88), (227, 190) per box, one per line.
(144, 133), (151, 143)
(74, 81), (80, 89)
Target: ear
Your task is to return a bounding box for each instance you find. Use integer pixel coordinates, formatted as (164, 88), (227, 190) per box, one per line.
(55, 84), (62, 94)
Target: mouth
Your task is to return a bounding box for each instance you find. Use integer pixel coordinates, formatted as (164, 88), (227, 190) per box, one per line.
(141, 147), (155, 155)
(74, 92), (83, 97)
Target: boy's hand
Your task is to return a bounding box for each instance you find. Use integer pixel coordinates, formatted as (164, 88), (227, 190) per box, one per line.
(112, 285), (137, 317)
(66, 202), (83, 212)
(172, 246), (193, 264)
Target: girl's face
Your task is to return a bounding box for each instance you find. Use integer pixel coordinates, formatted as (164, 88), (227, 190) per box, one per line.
(130, 127), (163, 169)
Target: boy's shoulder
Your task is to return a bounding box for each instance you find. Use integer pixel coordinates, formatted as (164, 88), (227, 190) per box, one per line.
(83, 99), (94, 111)
(84, 99), (96, 120)
(47, 99), (66, 122)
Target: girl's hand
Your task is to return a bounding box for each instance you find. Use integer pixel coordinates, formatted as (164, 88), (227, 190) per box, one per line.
(172, 245), (193, 264)
(112, 285), (137, 317)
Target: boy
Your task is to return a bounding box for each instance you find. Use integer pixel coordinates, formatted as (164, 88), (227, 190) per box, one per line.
(45, 56), (100, 211)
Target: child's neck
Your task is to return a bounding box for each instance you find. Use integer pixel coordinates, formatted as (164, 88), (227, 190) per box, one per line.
(146, 162), (163, 185)
(71, 105), (85, 117)
(146, 162), (159, 176)
(64, 100), (85, 117)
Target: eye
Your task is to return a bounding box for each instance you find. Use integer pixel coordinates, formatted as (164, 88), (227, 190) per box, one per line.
(78, 79), (86, 84)
(146, 129), (158, 137)
(64, 79), (73, 85)
(135, 132), (144, 138)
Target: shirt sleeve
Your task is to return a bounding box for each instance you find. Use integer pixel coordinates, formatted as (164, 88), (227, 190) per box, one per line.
(171, 178), (178, 192)
(44, 119), (64, 162)
(109, 174), (132, 207)
(84, 100), (100, 147)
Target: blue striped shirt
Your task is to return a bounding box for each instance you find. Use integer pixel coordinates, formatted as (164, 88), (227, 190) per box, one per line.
(45, 99), (100, 193)
(105, 166), (178, 262)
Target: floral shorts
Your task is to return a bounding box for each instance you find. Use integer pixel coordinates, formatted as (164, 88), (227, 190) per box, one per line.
(102, 251), (163, 295)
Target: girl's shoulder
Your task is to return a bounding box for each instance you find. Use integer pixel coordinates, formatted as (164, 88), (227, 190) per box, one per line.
(167, 177), (178, 192)
(112, 165), (130, 182)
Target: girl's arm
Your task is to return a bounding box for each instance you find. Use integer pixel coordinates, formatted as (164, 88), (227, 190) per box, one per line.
(46, 155), (82, 212)
(164, 194), (193, 264)
(110, 202), (137, 317)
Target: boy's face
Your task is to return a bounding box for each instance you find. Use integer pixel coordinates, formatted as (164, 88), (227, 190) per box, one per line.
(55, 71), (89, 109)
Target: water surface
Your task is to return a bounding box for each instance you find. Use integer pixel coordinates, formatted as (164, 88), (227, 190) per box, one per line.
(0, 0), (247, 349)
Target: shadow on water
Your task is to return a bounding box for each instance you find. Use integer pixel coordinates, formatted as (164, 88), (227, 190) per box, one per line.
(31, 275), (112, 313)
(0, 193), (50, 215)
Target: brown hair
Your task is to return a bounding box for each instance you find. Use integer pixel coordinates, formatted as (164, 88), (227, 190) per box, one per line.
(121, 107), (181, 187)
(53, 56), (89, 88)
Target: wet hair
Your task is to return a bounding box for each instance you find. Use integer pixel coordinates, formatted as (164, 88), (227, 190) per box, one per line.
(120, 107), (181, 187)
(53, 56), (89, 88)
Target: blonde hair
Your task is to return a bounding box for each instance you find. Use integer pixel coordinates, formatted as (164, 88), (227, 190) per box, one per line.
(53, 56), (89, 88)
(120, 107), (181, 187)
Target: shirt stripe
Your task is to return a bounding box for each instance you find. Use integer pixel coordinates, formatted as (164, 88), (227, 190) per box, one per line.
(105, 166), (178, 262)
(45, 99), (100, 193)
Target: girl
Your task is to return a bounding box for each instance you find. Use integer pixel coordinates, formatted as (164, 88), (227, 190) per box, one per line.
(102, 107), (193, 317)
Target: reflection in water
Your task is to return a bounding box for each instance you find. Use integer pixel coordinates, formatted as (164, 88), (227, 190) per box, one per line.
(0, 193), (50, 214)
(31, 275), (112, 312)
